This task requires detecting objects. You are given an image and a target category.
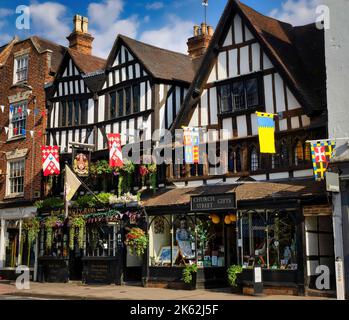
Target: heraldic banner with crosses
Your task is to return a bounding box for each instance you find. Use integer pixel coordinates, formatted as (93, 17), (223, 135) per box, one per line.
(310, 140), (336, 181)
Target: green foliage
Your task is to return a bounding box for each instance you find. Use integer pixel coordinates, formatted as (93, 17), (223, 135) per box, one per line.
(74, 193), (112, 208)
(182, 264), (198, 284)
(69, 216), (86, 250)
(149, 172), (157, 193)
(227, 265), (243, 287)
(90, 160), (113, 176)
(34, 197), (64, 210)
(23, 218), (41, 248)
(44, 215), (64, 250)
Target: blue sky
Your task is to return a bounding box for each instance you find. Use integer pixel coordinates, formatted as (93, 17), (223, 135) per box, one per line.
(0, 0), (321, 57)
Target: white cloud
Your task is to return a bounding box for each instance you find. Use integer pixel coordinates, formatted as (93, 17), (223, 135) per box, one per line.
(91, 16), (139, 58)
(270, 0), (321, 26)
(88, 0), (123, 29)
(0, 8), (13, 17)
(140, 15), (193, 53)
(146, 2), (164, 10)
(87, 0), (139, 58)
(29, 2), (70, 44)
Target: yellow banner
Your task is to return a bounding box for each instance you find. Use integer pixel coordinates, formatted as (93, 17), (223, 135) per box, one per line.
(256, 112), (276, 154)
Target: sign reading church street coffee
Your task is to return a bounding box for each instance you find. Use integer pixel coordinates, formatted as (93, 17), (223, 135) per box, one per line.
(190, 193), (236, 211)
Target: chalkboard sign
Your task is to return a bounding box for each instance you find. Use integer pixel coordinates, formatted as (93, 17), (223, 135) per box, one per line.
(39, 258), (69, 283)
(82, 257), (121, 285)
(191, 193), (236, 211)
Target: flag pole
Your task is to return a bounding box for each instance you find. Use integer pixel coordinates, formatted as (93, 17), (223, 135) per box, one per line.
(65, 164), (109, 211)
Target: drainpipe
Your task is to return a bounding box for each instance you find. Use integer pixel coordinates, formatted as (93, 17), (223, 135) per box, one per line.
(0, 219), (5, 268)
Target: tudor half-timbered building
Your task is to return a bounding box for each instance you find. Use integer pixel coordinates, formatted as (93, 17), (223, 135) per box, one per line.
(142, 0), (334, 296)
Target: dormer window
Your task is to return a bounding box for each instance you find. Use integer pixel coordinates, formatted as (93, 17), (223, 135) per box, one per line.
(14, 55), (29, 83)
(218, 75), (262, 114)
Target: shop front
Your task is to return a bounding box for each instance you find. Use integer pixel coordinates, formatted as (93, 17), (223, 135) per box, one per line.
(0, 206), (38, 281)
(142, 180), (329, 295)
(37, 206), (146, 285)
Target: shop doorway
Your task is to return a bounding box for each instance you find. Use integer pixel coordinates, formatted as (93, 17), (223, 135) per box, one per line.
(69, 243), (83, 281)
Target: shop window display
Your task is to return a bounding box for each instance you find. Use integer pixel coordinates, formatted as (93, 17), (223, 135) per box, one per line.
(148, 214), (225, 268)
(239, 211), (297, 270)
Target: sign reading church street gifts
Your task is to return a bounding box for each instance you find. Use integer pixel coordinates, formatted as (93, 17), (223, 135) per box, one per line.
(190, 193), (236, 211)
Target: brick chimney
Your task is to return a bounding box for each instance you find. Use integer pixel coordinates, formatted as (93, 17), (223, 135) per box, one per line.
(187, 23), (213, 59)
(67, 15), (94, 55)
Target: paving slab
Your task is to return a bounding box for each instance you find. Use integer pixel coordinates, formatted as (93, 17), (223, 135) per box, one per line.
(0, 283), (334, 300)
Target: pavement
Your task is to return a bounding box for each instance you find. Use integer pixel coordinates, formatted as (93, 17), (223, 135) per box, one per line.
(0, 282), (334, 300)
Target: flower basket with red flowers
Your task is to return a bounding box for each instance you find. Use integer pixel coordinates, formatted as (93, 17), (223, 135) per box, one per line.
(125, 227), (148, 256)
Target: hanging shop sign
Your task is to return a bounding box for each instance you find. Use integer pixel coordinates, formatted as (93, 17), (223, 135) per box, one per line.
(190, 193), (236, 211)
(73, 152), (89, 177)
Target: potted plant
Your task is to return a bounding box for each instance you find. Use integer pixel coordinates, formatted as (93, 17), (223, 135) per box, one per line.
(125, 227), (148, 256)
(182, 263), (198, 290)
(227, 265), (243, 293)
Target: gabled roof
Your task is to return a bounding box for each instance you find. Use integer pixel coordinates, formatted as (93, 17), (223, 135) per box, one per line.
(237, 1), (326, 113)
(30, 36), (66, 73)
(68, 48), (106, 74)
(106, 35), (198, 83)
(0, 37), (19, 67)
(171, 0), (326, 130)
(47, 48), (107, 96)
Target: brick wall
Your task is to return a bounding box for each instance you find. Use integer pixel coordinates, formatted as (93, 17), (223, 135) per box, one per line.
(0, 39), (54, 205)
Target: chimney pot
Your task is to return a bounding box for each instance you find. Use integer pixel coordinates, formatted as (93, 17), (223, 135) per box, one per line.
(193, 25), (199, 37)
(207, 25), (213, 36)
(201, 23), (207, 35)
(82, 16), (89, 33)
(73, 15), (83, 33)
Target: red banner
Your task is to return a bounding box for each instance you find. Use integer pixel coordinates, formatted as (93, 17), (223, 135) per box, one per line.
(42, 146), (60, 176)
(107, 133), (123, 167)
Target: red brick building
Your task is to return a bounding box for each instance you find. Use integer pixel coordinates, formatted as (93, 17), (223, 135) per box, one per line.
(0, 35), (65, 276)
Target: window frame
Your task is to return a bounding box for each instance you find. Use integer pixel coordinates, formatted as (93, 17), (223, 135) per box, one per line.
(6, 158), (25, 197)
(9, 101), (27, 139)
(217, 73), (264, 116)
(14, 54), (29, 84)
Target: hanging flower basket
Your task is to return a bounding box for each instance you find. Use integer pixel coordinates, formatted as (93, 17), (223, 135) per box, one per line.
(69, 216), (86, 250)
(125, 227), (148, 257)
(44, 215), (64, 250)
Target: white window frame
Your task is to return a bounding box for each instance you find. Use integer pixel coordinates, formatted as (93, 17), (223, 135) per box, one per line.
(6, 158), (25, 197)
(9, 101), (27, 139)
(13, 54), (29, 84)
